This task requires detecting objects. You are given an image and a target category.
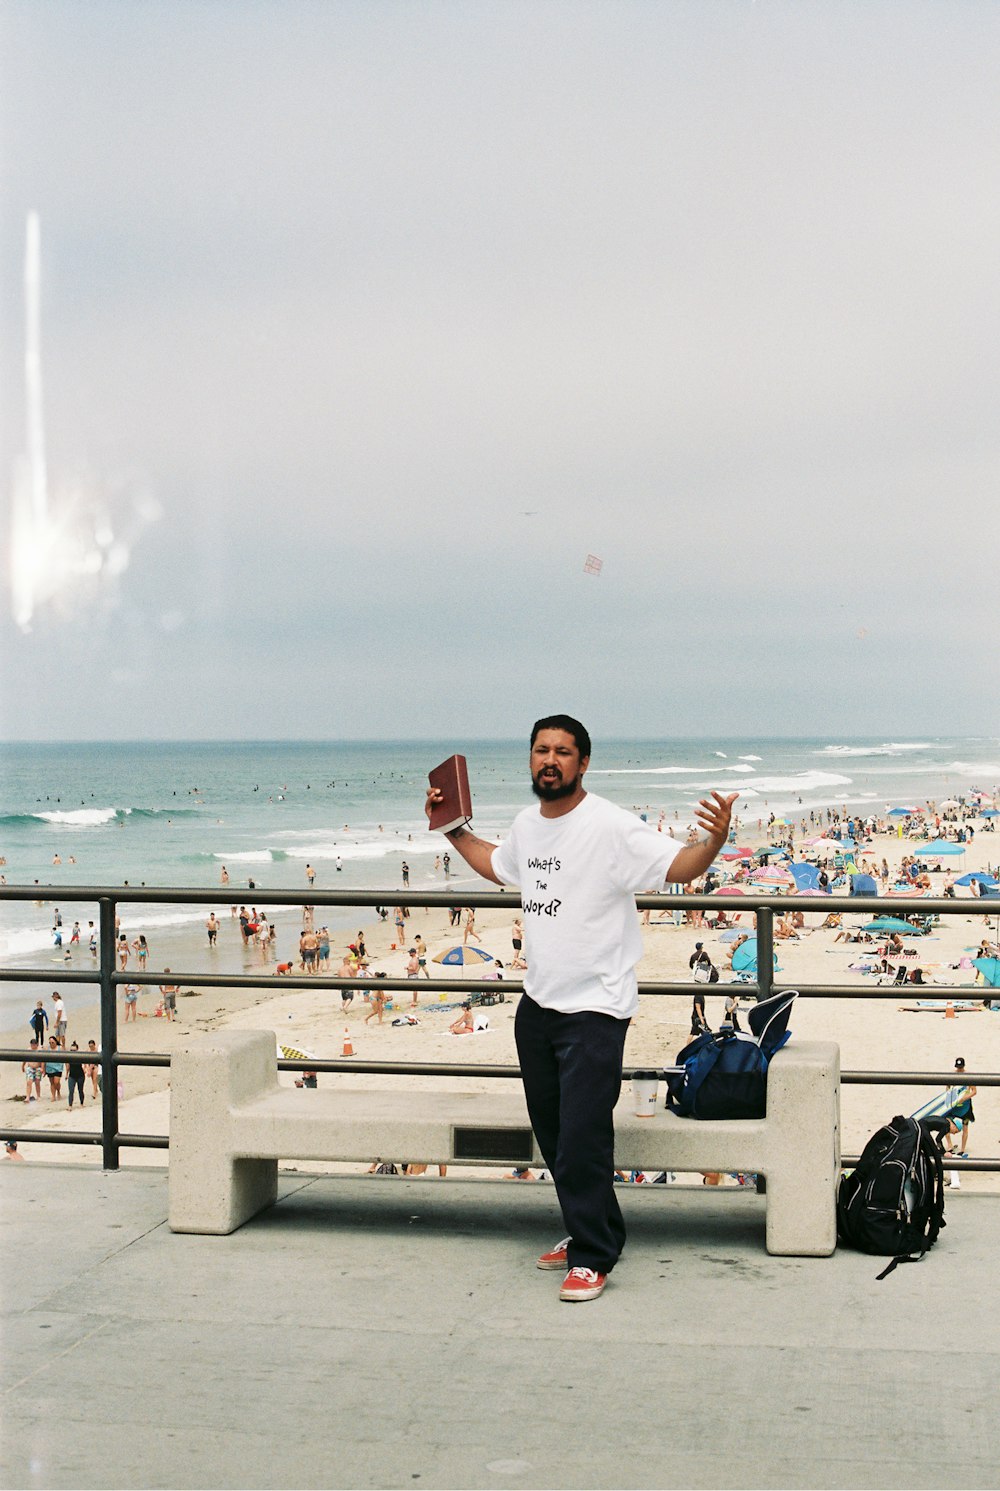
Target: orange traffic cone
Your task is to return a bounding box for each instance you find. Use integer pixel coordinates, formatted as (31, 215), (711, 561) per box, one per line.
(945, 1001), (955, 1019)
(342, 1027), (355, 1057)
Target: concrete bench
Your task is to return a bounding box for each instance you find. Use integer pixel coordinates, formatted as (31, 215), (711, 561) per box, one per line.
(168, 1031), (840, 1255)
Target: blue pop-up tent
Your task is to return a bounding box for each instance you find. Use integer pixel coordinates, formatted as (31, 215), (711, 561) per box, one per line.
(731, 936), (781, 976)
(849, 873), (878, 897)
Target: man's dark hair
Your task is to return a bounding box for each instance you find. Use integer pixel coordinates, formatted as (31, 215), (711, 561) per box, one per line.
(530, 714), (592, 759)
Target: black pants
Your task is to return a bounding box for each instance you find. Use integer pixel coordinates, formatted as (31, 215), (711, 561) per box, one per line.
(67, 1073), (84, 1106)
(514, 994), (629, 1274)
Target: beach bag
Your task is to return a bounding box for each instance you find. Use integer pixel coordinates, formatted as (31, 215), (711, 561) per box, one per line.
(692, 963), (712, 984)
(837, 1115), (948, 1278)
(666, 990), (797, 1120)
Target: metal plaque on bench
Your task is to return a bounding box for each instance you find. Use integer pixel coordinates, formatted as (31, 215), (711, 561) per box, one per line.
(451, 1125), (534, 1163)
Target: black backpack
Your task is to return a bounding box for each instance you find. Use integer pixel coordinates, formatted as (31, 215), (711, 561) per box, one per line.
(837, 1115), (949, 1279)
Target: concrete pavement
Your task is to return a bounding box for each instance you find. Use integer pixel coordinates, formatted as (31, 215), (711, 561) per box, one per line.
(2, 1165), (998, 1490)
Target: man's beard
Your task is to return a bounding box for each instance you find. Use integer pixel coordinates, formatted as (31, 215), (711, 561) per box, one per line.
(531, 770), (581, 802)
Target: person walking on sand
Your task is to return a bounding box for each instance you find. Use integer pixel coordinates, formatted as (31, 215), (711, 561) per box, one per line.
(364, 986), (387, 1025)
(84, 1041), (100, 1098)
(65, 1042), (86, 1108)
(414, 934), (430, 977)
(45, 1037), (64, 1100)
(159, 971), (179, 1022)
(427, 713), (736, 1303)
(23, 1040), (43, 1102)
(51, 992), (67, 1047)
(405, 948), (422, 1004)
(463, 907), (480, 945)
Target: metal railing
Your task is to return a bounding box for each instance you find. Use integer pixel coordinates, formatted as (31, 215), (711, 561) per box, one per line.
(2, 884), (998, 1173)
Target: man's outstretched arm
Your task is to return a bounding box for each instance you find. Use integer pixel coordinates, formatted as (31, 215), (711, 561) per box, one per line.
(663, 792), (740, 886)
(425, 787), (502, 884)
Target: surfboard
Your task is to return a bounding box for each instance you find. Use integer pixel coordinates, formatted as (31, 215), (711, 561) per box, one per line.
(910, 1084), (971, 1122)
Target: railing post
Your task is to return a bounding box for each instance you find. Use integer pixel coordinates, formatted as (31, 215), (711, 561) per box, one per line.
(755, 905), (774, 1002)
(99, 896), (119, 1170)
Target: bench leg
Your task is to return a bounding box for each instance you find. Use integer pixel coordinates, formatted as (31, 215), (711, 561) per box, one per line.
(169, 1032), (280, 1234)
(763, 1045), (840, 1257)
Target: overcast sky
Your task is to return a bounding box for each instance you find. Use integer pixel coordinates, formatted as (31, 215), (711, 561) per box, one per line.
(1, 1), (998, 741)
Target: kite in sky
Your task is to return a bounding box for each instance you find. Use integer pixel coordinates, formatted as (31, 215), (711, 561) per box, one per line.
(583, 554), (603, 576)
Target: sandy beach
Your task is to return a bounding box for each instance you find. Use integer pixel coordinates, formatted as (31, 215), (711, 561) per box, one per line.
(5, 817), (999, 1189)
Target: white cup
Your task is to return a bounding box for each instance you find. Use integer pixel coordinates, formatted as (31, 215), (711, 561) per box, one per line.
(631, 1073), (659, 1118)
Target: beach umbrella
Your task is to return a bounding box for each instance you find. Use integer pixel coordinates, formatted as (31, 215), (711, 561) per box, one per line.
(939, 799), (960, 811)
(862, 917), (925, 935)
(711, 885), (748, 895)
(750, 866), (795, 885)
(432, 945), (497, 966)
(718, 928), (746, 942)
(956, 873), (999, 888)
(789, 862), (821, 891)
(753, 846), (789, 860)
(720, 846), (753, 860)
(888, 806), (922, 817)
(982, 809), (999, 819)
(973, 958), (1000, 988)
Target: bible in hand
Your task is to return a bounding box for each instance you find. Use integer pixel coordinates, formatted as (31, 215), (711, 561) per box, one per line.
(428, 754), (473, 834)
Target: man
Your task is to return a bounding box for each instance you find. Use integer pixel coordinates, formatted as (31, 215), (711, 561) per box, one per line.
(159, 970), (179, 1022)
(426, 713), (736, 1302)
(688, 942), (717, 982)
(942, 1057), (977, 1157)
(206, 912), (220, 946)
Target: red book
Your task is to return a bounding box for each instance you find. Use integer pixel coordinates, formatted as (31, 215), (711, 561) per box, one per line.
(428, 754), (473, 833)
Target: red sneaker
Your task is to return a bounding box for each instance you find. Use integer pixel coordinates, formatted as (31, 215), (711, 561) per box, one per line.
(559, 1267), (607, 1301)
(536, 1237), (570, 1271)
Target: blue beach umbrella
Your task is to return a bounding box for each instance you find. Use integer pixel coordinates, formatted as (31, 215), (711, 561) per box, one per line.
(888, 807), (921, 817)
(956, 873), (999, 888)
(862, 917), (926, 935)
(973, 958), (1000, 989)
(983, 810), (999, 819)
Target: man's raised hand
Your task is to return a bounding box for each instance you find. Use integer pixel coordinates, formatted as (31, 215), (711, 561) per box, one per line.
(693, 791), (739, 846)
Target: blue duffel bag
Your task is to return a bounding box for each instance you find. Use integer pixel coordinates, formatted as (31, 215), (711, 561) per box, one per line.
(666, 990), (798, 1120)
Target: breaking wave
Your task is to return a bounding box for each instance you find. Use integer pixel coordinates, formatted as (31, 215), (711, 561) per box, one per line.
(818, 743), (935, 758)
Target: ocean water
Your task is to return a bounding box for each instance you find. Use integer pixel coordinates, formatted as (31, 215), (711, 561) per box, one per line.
(1, 735), (997, 1021)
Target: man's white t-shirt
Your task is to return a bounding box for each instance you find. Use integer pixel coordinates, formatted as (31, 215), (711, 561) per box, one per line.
(490, 792), (682, 1019)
